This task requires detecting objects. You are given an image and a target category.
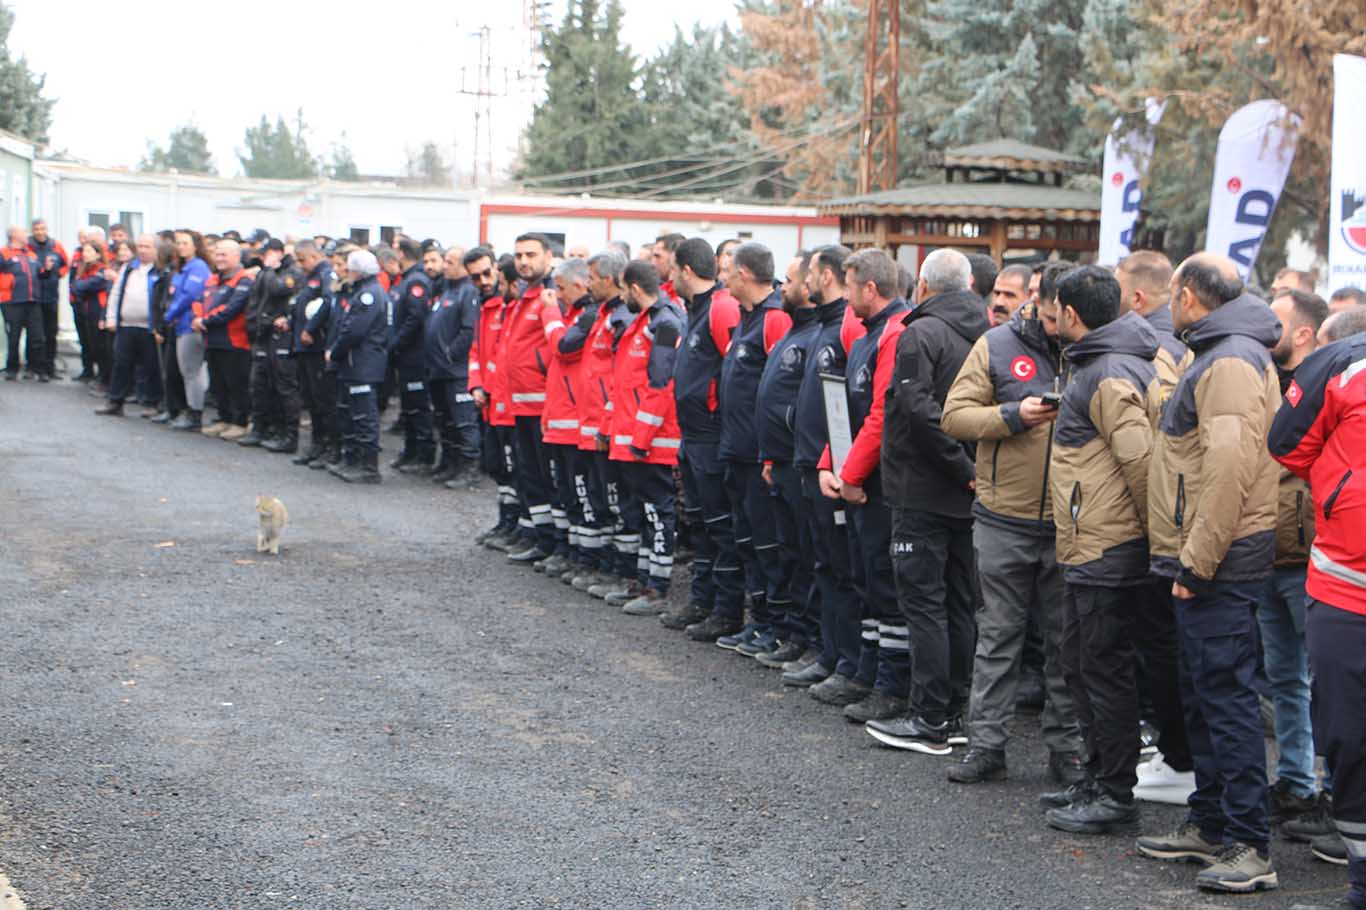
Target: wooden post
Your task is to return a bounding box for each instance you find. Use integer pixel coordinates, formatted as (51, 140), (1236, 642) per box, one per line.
(988, 220), (1008, 265)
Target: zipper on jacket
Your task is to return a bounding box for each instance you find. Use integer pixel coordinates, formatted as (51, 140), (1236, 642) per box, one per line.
(535, 349), (545, 374)
(563, 374), (575, 405)
(598, 378), (609, 406)
(1069, 482), (1082, 529)
(1175, 474), (1186, 529)
(1296, 490), (1306, 546)
(1324, 469), (1353, 520)
(991, 441), (1000, 486)
(1038, 376), (1058, 522)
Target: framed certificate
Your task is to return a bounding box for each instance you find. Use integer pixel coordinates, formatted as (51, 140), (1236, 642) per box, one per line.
(820, 372), (853, 475)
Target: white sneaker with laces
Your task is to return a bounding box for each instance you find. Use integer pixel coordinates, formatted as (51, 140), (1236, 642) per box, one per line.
(1133, 752), (1196, 806)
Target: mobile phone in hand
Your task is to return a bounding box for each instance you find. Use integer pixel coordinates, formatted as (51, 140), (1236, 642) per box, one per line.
(1040, 391), (1062, 409)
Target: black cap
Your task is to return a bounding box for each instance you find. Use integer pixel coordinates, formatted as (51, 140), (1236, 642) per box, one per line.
(249, 228), (271, 246)
(420, 238), (443, 255)
(322, 239), (339, 256)
(263, 238), (285, 253)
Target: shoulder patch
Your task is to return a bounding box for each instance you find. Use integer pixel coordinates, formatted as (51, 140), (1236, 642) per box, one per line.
(308, 279), (320, 288)
(285, 276), (296, 288)
(411, 285), (425, 298)
(360, 292), (375, 306)
(1010, 355), (1037, 381)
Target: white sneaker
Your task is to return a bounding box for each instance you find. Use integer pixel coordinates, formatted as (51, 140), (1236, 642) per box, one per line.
(1133, 752), (1196, 806)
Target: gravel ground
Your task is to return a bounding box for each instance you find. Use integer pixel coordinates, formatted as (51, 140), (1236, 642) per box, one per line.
(0, 373), (1350, 909)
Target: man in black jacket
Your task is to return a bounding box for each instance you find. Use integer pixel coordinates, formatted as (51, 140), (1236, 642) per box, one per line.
(865, 249), (989, 756)
(241, 239), (306, 452)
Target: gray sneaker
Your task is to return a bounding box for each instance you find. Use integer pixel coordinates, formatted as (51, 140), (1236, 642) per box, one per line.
(1136, 822), (1222, 864)
(1195, 843), (1278, 893)
(622, 589), (668, 616)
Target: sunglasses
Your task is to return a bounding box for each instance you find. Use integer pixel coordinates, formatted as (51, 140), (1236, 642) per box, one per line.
(468, 268), (494, 280)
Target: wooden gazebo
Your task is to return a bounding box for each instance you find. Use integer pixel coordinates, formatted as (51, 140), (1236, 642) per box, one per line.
(819, 139), (1102, 264)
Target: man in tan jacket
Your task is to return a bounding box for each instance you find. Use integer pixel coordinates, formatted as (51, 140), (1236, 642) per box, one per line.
(941, 262), (1083, 786)
(1037, 266), (1161, 836)
(1136, 253), (1281, 895)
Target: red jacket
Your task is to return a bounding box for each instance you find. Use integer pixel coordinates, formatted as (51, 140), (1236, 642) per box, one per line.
(499, 280), (564, 418)
(1269, 334), (1366, 615)
(609, 297), (685, 466)
(541, 295), (591, 445)
(469, 295), (512, 425)
(577, 297), (632, 452)
(195, 269), (253, 351)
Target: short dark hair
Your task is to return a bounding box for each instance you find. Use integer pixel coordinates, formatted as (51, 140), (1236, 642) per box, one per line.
(1177, 260), (1244, 310)
(1272, 287), (1330, 333)
(623, 259), (660, 296)
(109, 222), (127, 233)
(515, 232), (551, 251)
(811, 244), (851, 285)
(397, 236), (422, 263)
(1057, 266), (1122, 330)
(1330, 286), (1366, 307)
(967, 254), (1000, 301)
(655, 232), (685, 253)
(716, 238), (741, 258)
(462, 245), (495, 268)
(732, 241), (774, 284)
(1039, 261), (1075, 305)
(845, 248), (899, 299)
(675, 237), (717, 281)
(996, 263), (1032, 295)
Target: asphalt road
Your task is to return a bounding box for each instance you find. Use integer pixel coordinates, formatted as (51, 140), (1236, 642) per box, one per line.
(0, 372), (1350, 910)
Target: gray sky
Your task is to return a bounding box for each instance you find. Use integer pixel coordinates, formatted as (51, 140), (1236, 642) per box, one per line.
(6, 0), (740, 181)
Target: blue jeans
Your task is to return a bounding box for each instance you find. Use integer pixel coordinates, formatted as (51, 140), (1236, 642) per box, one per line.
(1258, 567), (1316, 799)
(1175, 580), (1271, 851)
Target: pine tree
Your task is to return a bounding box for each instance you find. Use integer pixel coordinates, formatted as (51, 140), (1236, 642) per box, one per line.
(140, 124), (216, 175)
(325, 135), (360, 181)
(517, 0), (646, 190)
(729, 0), (864, 201)
(405, 142), (452, 186)
(238, 111), (318, 180)
(0, 2), (54, 144)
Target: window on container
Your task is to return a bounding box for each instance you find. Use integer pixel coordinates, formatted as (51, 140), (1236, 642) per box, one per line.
(380, 226), (403, 246)
(86, 212), (111, 232)
(349, 227), (371, 245)
(118, 212), (144, 237)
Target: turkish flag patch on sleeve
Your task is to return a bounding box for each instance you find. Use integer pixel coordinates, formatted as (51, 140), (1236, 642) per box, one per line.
(411, 285), (425, 298)
(1286, 380), (1302, 407)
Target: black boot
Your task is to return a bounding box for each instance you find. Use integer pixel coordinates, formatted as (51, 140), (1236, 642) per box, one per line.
(293, 438), (323, 465)
(313, 441), (342, 471)
(237, 422), (268, 447)
(402, 451), (436, 476)
(264, 429), (299, 454)
(328, 451), (354, 479)
(444, 463), (483, 489)
(94, 401), (125, 416)
(389, 448), (414, 470)
(342, 451), (382, 484)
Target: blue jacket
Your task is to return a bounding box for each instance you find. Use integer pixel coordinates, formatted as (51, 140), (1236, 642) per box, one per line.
(756, 306), (821, 464)
(424, 275), (479, 382)
(389, 264), (433, 371)
(331, 275), (390, 383)
(0, 246), (41, 303)
(719, 287), (790, 464)
(27, 238), (66, 305)
(108, 261), (167, 330)
(793, 298), (851, 469)
(164, 258), (211, 337)
(673, 283), (739, 443)
(291, 261), (336, 353)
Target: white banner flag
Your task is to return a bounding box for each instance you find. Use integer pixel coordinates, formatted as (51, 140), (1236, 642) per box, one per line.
(1205, 100), (1300, 281)
(1098, 99), (1166, 266)
(1330, 54), (1366, 292)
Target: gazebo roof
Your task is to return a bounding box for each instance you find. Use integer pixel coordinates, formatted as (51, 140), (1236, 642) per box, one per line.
(943, 139), (1090, 175)
(818, 182), (1101, 223)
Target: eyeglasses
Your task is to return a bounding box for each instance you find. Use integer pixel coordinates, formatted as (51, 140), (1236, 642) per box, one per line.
(469, 268), (494, 280)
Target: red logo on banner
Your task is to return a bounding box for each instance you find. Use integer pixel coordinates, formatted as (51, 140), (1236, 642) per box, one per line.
(1227, 177), (1243, 193)
(1110, 172), (1124, 187)
(1011, 356), (1037, 382)
(1286, 380), (1302, 407)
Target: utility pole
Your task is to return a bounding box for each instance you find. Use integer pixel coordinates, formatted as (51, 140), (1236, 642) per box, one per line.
(859, 0), (900, 195)
(457, 26), (504, 187)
